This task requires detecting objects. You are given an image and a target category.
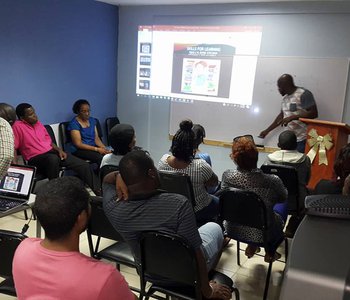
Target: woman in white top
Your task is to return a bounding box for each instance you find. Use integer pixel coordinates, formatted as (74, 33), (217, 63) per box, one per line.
(158, 120), (219, 223)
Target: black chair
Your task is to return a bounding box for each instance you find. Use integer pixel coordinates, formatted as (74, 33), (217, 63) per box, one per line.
(261, 164), (300, 214)
(44, 124), (66, 177)
(105, 117), (120, 145)
(99, 164), (119, 186)
(86, 196), (141, 294)
(58, 121), (71, 151)
(218, 188), (288, 300)
(0, 230), (27, 296)
(59, 120), (103, 173)
(140, 231), (240, 300)
(58, 118), (103, 152)
(158, 170), (196, 209)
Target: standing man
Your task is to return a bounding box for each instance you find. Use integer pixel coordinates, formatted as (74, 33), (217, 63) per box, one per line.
(12, 103), (100, 195)
(259, 74), (318, 152)
(0, 103), (16, 180)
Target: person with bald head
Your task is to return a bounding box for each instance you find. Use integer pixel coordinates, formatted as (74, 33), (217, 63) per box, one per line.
(259, 74), (318, 152)
(264, 130), (311, 237)
(0, 103), (16, 179)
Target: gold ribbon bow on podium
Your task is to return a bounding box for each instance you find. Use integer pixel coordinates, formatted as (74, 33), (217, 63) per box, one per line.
(306, 129), (333, 165)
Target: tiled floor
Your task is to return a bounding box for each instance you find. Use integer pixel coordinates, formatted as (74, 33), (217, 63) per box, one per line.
(0, 208), (288, 300)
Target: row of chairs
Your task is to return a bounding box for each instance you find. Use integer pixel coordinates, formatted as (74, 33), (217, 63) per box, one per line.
(0, 194), (239, 300)
(159, 165), (300, 217)
(87, 181), (288, 300)
(87, 195), (240, 300)
(24, 117), (120, 191)
(0, 169), (290, 299)
(155, 169), (293, 300)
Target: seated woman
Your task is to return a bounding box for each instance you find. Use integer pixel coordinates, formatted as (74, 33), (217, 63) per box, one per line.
(193, 123), (219, 194)
(193, 124), (212, 166)
(100, 123), (136, 168)
(221, 136), (287, 262)
(314, 143), (350, 194)
(158, 119), (219, 223)
(68, 99), (111, 167)
(342, 174), (350, 195)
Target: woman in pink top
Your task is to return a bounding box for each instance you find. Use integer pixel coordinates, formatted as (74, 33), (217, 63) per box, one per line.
(12, 103), (100, 194)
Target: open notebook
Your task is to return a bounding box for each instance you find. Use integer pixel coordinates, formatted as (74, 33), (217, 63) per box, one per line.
(0, 164), (36, 213)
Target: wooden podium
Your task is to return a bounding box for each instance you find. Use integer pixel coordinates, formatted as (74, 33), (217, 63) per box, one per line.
(300, 118), (350, 189)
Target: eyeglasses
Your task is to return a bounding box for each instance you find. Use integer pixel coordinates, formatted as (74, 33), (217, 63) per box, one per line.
(79, 109), (91, 114)
(233, 134), (255, 143)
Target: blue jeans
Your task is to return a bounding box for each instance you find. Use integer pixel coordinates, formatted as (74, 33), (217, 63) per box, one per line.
(273, 202), (288, 223)
(297, 140), (306, 153)
(195, 195), (220, 223)
(199, 222), (224, 271)
(146, 222), (223, 285)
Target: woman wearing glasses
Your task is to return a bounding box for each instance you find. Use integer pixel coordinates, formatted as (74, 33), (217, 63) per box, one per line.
(221, 136), (287, 262)
(158, 119), (219, 223)
(68, 99), (111, 167)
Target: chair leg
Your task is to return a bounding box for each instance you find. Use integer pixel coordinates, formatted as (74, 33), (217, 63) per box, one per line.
(233, 287), (240, 300)
(263, 261), (273, 300)
(237, 241), (241, 266)
(284, 238), (289, 261)
(23, 209), (28, 220)
(94, 236), (101, 254)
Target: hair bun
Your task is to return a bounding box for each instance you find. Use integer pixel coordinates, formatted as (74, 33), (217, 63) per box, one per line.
(179, 119), (193, 131)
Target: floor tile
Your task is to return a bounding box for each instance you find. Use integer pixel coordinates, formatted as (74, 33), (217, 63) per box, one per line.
(0, 213), (288, 300)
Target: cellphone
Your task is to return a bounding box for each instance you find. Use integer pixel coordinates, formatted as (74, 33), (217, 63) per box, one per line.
(290, 103), (297, 112)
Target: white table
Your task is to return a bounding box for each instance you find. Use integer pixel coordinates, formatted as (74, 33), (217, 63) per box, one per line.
(0, 193), (42, 238)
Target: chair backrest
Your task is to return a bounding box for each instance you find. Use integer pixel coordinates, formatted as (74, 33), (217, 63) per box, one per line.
(59, 118), (103, 151)
(261, 164), (299, 212)
(105, 117), (120, 145)
(219, 188), (267, 230)
(0, 230), (26, 278)
(158, 170), (196, 208)
(58, 121), (70, 151)
(44, 124), (57, 145)
(87, 196), (124, 241)
(140, 231), (201, 297)
(100, 164), (119, 186)
(94, 118), (103, 140)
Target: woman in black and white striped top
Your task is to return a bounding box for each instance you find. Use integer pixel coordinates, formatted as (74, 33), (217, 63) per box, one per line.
(158, 119), (219, 223)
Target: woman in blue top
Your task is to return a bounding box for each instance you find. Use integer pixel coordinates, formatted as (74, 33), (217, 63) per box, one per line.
(68, 99), (111, 167)
(193, 124), (212, 166)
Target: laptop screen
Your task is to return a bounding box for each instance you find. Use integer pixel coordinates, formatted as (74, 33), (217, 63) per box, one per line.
(0, 165), (36, 200)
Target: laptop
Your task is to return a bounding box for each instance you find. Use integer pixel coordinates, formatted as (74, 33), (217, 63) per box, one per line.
(0, 164), (36, 213)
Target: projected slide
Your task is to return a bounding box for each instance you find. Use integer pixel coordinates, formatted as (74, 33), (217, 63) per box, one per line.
(180, 58), (221, 96)
(136, 25), (262, 107)
(172, 44), (235, 97)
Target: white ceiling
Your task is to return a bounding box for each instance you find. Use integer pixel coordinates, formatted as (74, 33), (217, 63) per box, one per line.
(98, 0), (339, 6)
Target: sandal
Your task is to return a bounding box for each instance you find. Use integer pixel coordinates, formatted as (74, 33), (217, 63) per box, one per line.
(222, 237), (231, 248)
(245, 245), (261, 258)
(264, 251), (282, 263)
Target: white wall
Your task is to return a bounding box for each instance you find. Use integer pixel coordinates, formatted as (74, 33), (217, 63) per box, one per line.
(117, 2), (350, 178)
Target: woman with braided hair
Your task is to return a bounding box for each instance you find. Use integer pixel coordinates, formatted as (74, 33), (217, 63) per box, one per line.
(158, 119), (219, 223)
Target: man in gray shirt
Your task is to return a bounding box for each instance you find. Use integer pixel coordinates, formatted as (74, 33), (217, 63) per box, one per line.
(103, 150), (231, 300)
(259, 74), (318, 152)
